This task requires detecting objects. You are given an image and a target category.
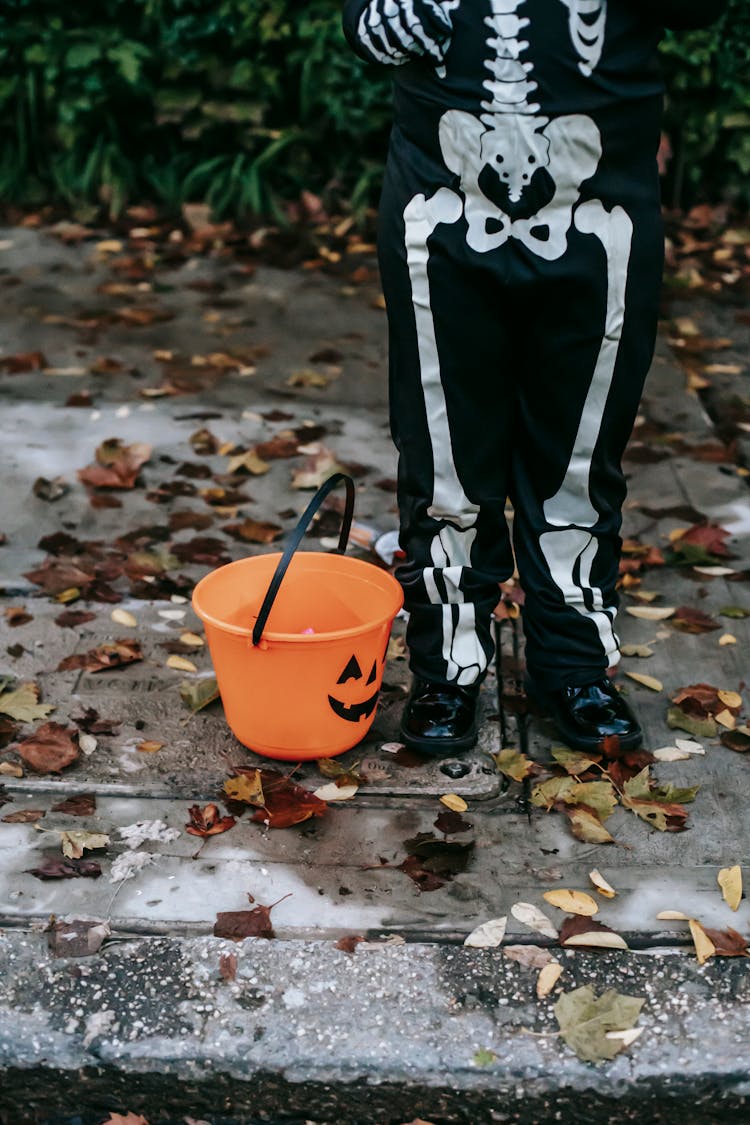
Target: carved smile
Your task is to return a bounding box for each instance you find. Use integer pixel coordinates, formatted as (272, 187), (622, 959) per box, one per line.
(327, 691), (379, 722)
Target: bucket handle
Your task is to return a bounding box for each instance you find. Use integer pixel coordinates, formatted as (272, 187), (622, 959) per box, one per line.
(251, 472), (355, 647)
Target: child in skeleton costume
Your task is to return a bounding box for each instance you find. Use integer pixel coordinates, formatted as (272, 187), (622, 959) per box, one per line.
(342, 0), (726, 753)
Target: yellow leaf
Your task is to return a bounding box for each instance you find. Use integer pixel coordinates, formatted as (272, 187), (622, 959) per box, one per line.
(440, 793), (468, 813)
(719, 634), (737, 646)
(589, 870), (617, 899)
(563, 931), (629, 950)
(689, 918), (716, 965)
(0, 762), (23, 777)
(605, 1027), (644, 1048)
(715, 709), (736, 730)
(224, 772), (265, 807)
(656, 910), (690, 921)
(718, 865), (742, 912)
(536, 961), (563, 999)
(137, 740), (164, 754)
(60, 830), (110, 859)
(111, 609), (137, 627)
(625, 672), (663, 692)
(717, 690), (743, 710)
(166, 655), (198, 673)
(179, 632), (204, 647)
(625, 606), (675, 621)
(313, 783), (358, 802)
(543, 889), (599, 916)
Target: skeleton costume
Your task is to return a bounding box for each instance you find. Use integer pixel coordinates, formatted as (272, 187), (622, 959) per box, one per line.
(342, 1), (725, 707)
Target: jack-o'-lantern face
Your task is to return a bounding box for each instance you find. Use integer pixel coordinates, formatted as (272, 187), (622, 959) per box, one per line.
(328, 650), (382, 723)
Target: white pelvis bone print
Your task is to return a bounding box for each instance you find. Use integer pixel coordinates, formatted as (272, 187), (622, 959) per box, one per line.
(403, 0), (632, 684)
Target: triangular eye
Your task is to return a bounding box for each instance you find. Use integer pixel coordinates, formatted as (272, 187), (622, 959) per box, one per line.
(337, 654), (362, 683)
(366, 659), (377, 685)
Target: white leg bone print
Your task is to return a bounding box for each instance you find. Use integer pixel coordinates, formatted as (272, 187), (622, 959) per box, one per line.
(402, 0), (632, 682)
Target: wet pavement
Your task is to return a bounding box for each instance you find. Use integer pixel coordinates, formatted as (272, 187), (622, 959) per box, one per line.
(0, 224), (749, 1124)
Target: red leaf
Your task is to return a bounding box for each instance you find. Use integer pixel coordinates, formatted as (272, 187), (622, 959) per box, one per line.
(28, 854), (102, 880)
(702, 927), (749, 957)
(244, 769), (328, 830)
(336, 935), (365, 953)
(17, 722), (79, 774)
(673, 523), (733, 558)
(185, 803), (237, 837)
(219, 952), (238, 981)
(213, 893), (291, 941)
(671, 606), (719, 634)
(0, 350), (47, 373)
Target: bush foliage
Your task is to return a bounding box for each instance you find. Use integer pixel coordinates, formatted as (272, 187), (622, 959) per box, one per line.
(0, 0), (746, 220)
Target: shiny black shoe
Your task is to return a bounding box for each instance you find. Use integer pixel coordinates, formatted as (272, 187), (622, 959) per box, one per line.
(400, 678), (480, 755)
(530, 677), (643, 752)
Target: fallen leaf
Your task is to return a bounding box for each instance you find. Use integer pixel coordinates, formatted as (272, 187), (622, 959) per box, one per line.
(47, 918), (110, 958)
(28, 855), (102, 880)
(493, 747), (537, 782)
(17, 722), (79, 773)
(224, 517), (283, 543)
(440, 793), (468, 813)
(51, 793), (96, 817)
(667, 707), (717, 739)
(537, 961), (563, 999)
(335, 935), (365, 954)
(179, 632), (204, 647)
(213, 893), (291, 941)
(0, 682), (55, 723)
(589, 870), (617, 898)
(721, 728), (750, 753)
(625, 606), (675, 620)
(78, 438), (152, 489)
(60, 830), (110, 859)
(719, 634), (737, 646)
(620, 644), (655, 658)
(717, 689), (743, 711)
(503, 945), (554, 970)
(111, 609), (137, 627)
(550, 747), (601, 775)
(219, 952), (238, 981)
(472, 1048), (497, 1067)
(313, 782), (359, 802)
(689, 918), (716, 965)
(100, 1114), (150, 1125)
(166, 654), (198, 673)
(702, 926), (749, 957)
(224, 771), (265, 807)
(248, 769), (328, 829)
(510, 902), (558, 940)
(2, 809), (45, 823)
(434, 808), (473, 835)
(291, 448), (345, 490)
(185, 803), (237, 837)
(554, 986), (644, 1063)
(656, 910), (690, 921)
(137, 740), (164, 754)
(463, 916), (507, 948)
(58, 639), (143, 674)
(563, 804), (615, 845)
(625, 672), (663, 692)
(671, 605), (723, 635)
(718, 866), (743, 912)
(543, 889), (599, 916)
(180, 677), (220, 712)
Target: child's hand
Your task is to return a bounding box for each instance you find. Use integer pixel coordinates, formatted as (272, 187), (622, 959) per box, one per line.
(343, 0), (459, 68)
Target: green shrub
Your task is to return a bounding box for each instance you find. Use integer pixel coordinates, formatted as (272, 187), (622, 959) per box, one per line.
(0, 0), (746, 220)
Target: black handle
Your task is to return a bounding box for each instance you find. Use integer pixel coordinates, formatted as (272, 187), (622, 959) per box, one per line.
(251, 473), (356, 646)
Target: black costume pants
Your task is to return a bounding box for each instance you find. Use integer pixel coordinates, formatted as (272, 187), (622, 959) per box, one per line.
(343, 0), (672, 691)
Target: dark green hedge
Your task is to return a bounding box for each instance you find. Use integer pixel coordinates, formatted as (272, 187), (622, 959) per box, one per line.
(0, 0), (747, 220)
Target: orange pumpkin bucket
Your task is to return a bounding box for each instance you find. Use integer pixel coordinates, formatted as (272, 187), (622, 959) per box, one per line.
(192, 474), (404, 760)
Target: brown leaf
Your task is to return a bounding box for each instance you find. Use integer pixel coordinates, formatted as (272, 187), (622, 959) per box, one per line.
(2, 808), (45, 823)
(672, 523), (733, 559)
(72, 708), (121, 735)
(32, 476), (69, 502)
(671, 606), (719, 634)
(58, 638), (143, 673)
(17, 722), (79, 774)
(100, 1113), (150, 1125)
(55, 609), (96, 628)
(223, 518), (283, 544)
(434, 808), (473, 835)
(563, 804), (615, 845)
(702, 926), (749, 957)
(51, 793), (96, 816)
(47, 917), (110, 958)
(671, 682), (742, 718)
(213, 894), (291, 941)
(28, 854), (102, 880)
(219, 952), (238, 981)
(721, 729), (750, 753)
(185, 803), (237, 837)
(559, 915), (626, 949)
(336, 935), (365, 954)
(24, 558), (94, 595)
(78, 438), (152, 490)
(5, 606), (32, 627)
(0, 350), (47, 372)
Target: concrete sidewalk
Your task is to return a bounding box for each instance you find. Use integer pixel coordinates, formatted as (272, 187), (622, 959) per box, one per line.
(0, 224), (749, 1124)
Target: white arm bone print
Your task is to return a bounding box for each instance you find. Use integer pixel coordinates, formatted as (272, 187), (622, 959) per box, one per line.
(355, 0), (460, 67)
(400, 0), (634, 683)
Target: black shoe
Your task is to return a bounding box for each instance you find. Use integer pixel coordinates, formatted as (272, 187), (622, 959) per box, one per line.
(530, 677), (643, 752)
(400, 678), (479, 755)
